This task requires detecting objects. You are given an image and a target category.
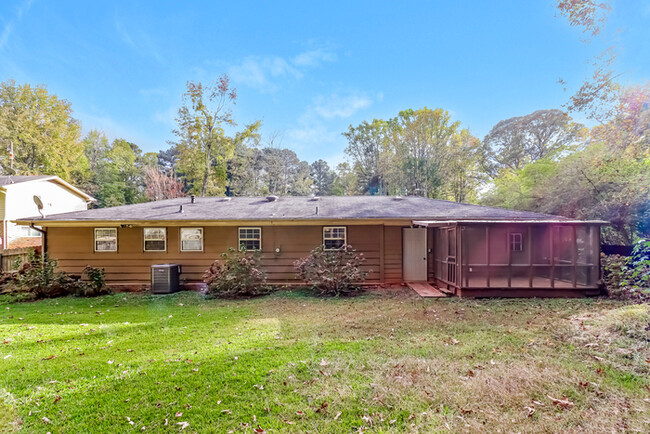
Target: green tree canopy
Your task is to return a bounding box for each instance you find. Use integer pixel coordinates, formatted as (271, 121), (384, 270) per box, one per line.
(172, 76), (260, 196)
(0, 79), (87, 182)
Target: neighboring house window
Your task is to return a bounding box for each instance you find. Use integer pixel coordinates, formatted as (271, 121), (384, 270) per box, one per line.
(510, 232), (523, 252)
(180, 227), (203, 252)
(238, 227), (261, 251)
(323, 226), (346, 250)
(94, 228), (117, 252)
(20, 226), (42, 237)
(144, 228), (167, 252)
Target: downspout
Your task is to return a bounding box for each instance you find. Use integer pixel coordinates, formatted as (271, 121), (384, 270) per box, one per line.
(30, 224), (47, 261)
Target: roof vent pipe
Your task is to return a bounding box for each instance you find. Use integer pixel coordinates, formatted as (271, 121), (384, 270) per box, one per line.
(315, 206), (319, 215)
(266, 195), (278, 202)
(179, 205), (184, 213)
(190, 194), (196, 204)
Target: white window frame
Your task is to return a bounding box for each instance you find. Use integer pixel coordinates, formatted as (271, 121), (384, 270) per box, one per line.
(20, 226), (42, 237)
(94, 228), (118, 253)
(323, 226), (347, 250)
(143, 227), (167, 252)
(180, 227), (204, 252)
(510, 232), (523, 252)
(238, 227), (261, 251)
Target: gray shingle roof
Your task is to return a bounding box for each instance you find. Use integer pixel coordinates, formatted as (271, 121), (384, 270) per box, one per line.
(0, 175), (53, 186)
(18, 196), (573, 223)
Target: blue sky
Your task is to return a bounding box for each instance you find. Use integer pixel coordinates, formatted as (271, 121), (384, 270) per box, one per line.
(1, 0), (648, 166)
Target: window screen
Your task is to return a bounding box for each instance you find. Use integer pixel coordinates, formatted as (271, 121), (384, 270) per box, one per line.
(144, 228), (166, 252)
(95, 228), (117, 252)
(180, 228), (203, 252)
(238, 227), (261, 251)
(323, 226), (346, 250)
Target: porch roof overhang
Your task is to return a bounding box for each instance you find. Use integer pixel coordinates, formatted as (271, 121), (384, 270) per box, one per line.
(412, 219), (608, 227)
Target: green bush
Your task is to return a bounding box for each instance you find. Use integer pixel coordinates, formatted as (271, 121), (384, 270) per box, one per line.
(630, 239), (649, 286)
(602, 252), (650, 302)
(294, 244), (368, 296)
(202, 248), (272, 297)
(4, 252), (111, 299)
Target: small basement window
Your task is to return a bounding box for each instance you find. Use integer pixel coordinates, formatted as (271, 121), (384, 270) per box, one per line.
(144, 228), (167, 252)
(180, 227), (203, 252)
(94, 228), (117, 252)
(239, 227), (261, 251)
(510, 232), (523, 252)
(323, 226), (346, 250)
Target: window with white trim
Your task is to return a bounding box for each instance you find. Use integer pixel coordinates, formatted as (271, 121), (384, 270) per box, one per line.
(323, 226), (346, 250)
(238, 227), (261, 251)
(510, 232), (523, 252)
(180, 227), (203, 252)
(20, 226), (42, 237)
(94, 228), (117, 252)
(143, 227), (166, 252)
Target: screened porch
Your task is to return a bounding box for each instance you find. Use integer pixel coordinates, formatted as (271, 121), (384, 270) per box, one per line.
(416, 221), (603, 295)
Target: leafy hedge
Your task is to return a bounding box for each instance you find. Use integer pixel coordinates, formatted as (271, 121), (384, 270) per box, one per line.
(0, 252), (111, 299)
(294, 244), (368, 296)
(202, 248), (272, 298)
(602, 239), (650, 302)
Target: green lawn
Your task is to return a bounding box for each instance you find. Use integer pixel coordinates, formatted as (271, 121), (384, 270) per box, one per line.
(0, 289), (648, 433)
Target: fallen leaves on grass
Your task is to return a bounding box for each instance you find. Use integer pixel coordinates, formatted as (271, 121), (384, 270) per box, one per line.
(524, 406), (536, 417)
(547, 395), (575, 409)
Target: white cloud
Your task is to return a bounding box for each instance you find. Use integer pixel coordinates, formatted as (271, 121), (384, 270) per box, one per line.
(287, 123), (338, 146)
(228, 56), (302, 91)
(114, 19), (164, 63)
(228, 47), (336, 92)
(0, 0), (33, 51)
(139, 87), (168, 97)
(292, 48), (337, 67)
(115, 20), (135, 49)
(313, 92), (376, 119)
(152, 104), (177, 126)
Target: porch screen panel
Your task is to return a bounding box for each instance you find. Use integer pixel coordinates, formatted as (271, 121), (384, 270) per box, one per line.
(487, 226), (509, 287)
(531, 226), (552, 288)
(575, 225), (597, 286)
(554, 226), (575, 286)
(463, 226), (487, 288)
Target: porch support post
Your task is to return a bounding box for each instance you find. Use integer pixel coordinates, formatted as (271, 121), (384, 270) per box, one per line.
(528, 225), (533, 288)
(379, 224), (385, 282)
(572, 225), (578, 288)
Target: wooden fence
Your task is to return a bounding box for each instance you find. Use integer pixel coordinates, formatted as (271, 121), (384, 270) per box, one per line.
(0, 247), (35, 272)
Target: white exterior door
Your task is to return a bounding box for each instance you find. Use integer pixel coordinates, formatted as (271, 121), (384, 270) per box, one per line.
(403, 227), (427, 281)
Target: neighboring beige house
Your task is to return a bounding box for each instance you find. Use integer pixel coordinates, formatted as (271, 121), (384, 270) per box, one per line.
(0, 175), (94, 250)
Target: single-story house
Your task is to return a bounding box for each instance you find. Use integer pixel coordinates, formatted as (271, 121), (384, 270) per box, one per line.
(0, 175), (94, 250)
(15, 195), (605, 297)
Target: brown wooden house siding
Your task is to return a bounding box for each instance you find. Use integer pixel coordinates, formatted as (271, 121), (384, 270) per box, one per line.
(46, 224), (398, 288)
